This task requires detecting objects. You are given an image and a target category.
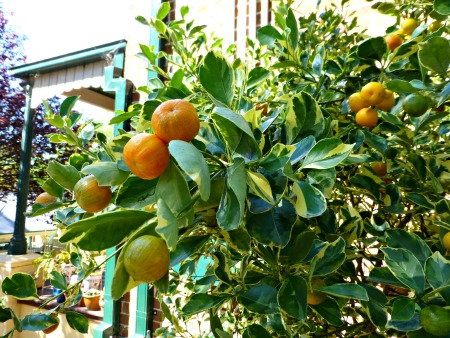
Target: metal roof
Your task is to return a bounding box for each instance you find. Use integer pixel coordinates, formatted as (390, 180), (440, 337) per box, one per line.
(8, 40), (127, 109)
(9, 39), (127, 78)
(0, 201), (55, 239)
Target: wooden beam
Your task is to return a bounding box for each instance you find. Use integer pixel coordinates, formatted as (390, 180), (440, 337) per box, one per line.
(63, 88), (115, 111)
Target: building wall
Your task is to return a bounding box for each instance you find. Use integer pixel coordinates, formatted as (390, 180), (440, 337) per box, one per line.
(151, 293), (164, 335)
(284, 0), (395, 36)
(151, 0), (394, 62)
(122, 0), (154, 93)
(118, 292), (130, 337)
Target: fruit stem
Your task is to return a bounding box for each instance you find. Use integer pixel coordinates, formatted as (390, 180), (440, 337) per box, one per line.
(176, 193), (201, 219)
(201, 151), (227, 169)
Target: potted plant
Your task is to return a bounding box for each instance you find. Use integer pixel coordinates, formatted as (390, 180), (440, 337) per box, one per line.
(33, 249), (71, 292)
(82, 289), (102, 311)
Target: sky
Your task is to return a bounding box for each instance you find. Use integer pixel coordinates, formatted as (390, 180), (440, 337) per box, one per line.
(3, 0), (395, 64)
(3, 0), (129, 62)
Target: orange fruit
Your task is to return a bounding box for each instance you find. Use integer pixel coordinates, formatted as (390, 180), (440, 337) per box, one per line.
(42, 315), (59, 334)
(348, 92), (370, 113)
(256, 103), (269, 116)
(376, 90), (396, 111)
(360, 82), (386, 106)
(402, 18), (418, 35)
(123, 235), (170, 282)
(307, 278), (327, 305)
(385, 34), (404, 52)
(371, 162), (388, 177)
(443, 232), (450, 251)
(123, 133), (170, 180)
(35, 192), (57, 204)
(151, 99), (200, 143)
(355, 108), (378, 128)
(74, 175), (112, 213)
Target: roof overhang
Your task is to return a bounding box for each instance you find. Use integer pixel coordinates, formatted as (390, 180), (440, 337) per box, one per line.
(9, 40), (127, 109)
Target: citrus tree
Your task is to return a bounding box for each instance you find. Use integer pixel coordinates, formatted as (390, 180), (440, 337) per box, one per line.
(2, 0), (450, 337)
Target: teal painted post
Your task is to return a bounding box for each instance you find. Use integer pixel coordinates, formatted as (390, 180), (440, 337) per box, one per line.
(94, 63), (128, 338)
(93, 247), (121, 338)
(8, 83), (33, 255)
(131, 284), (151, 338)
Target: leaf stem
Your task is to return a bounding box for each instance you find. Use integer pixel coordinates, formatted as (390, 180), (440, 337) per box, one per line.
(201, 151), (227, 169)
(38, 244), (124, 310)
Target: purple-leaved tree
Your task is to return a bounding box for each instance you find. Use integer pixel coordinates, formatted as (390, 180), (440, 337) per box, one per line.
(0, 6), (72, 203)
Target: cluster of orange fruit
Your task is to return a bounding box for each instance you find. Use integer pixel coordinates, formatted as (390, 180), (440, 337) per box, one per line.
(348, 82), (396, 127)
(123, 99), (200, 180)
(385, 17), (442, 53)
(35, 99), (200, 215)
(385, 18), (418, 52)
(120, 100), (200, 284)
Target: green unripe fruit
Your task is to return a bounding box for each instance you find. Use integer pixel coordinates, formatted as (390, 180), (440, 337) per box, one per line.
(420, 305), (450, 336)
(429, 21), (442, 32)
(439, 171), (450, 191)
(74, 175), (112, 213)
(403, 93), (429, 117)
(123, 235), (170, 283)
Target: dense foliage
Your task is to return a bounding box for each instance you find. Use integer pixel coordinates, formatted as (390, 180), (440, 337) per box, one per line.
(1, 0), (450, 337)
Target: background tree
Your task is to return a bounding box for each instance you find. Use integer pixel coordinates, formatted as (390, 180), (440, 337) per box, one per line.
(0, 4), (26, 201)
(0, 6), (73, 203)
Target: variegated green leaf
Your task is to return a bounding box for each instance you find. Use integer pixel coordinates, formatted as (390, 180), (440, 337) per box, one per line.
(156, 161), (194, 227)
(316, 283), (369, 301)
(82, 162), (129, 186)
(260, 143), (295, 172)
(381, 247), (425, 295)
(301, 138), (354, 170)
(284, 92), (325, 144)
(277, 275), (307, 320)
(156, 198), (179, 251)
(246, 171), (274, 205)
(310, 237), (346, 277)
(217, 158), (247, 230)
(293, 181), (326, 218)
(168, 140), (211, 201)
(212, 107), (261, 162)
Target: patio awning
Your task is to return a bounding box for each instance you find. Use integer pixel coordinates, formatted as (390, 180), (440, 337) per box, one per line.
(9, 39), (127, 110)
(0, 201), (55, 240)
(30, 60), (108, 108)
